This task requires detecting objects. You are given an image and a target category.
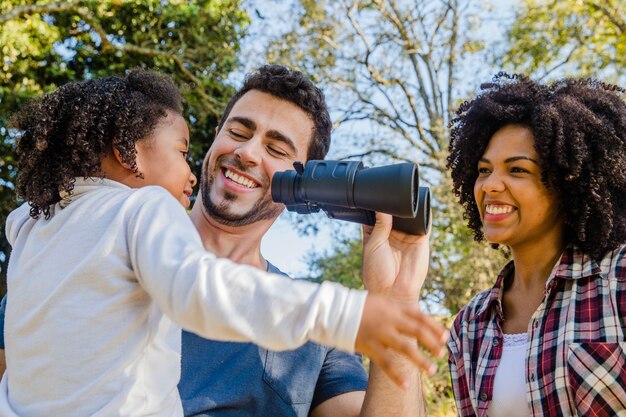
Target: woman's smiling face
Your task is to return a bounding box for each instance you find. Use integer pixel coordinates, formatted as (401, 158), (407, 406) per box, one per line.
(473, 124), (564, 251)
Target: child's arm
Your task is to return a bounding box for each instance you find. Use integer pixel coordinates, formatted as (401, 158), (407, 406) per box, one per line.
(129, 188), (444, 377)
(129, 191), (362, 352)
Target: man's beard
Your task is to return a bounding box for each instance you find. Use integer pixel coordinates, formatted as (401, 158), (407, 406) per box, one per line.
(201, 161), (283, 227)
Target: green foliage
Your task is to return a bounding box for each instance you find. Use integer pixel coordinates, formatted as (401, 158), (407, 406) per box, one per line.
(264, 0), (338, 84)
(427, 172), (507, 315)
(501, 0), (626, 81)
(420, 314), (456, 417)
(0, 0), (250, 293)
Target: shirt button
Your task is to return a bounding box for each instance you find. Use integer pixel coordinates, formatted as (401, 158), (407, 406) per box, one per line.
(533, 320), (539, 329)
(530, 373), (536, 382)
(493, 338), (500, 346)
(480, 392), (488, 401)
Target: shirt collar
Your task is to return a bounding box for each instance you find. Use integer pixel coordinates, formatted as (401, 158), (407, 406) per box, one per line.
(59, 177), (129, 208)
(472, 261), (513, 322)
(552, 244), (602, 280)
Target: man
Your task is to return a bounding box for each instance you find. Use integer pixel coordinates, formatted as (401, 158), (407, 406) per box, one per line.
(177, 64), (437, 416)
(0, 65), (442, 416)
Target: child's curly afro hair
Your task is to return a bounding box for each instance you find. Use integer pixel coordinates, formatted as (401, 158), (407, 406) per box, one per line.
(12, 68), (182, 218)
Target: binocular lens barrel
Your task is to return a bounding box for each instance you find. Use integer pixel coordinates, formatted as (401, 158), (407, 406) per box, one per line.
(271, 160), (431, 235)
(352, 162), (418, 218)
(271, 169), (300, 207)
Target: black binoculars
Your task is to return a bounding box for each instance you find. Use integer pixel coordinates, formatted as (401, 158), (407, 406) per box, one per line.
(271, 160), (431, 235)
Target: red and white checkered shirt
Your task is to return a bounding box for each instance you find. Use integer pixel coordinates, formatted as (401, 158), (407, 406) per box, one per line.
(448, 244), (626, 417)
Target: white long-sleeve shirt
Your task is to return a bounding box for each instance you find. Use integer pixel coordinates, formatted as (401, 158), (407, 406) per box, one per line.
(0, 178), (366, 417)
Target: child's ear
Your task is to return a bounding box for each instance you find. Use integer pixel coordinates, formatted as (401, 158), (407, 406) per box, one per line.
(111, 143), (144, 178)
(111, 144), (133, 171)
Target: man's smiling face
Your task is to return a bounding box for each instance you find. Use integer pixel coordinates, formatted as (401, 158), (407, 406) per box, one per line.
(201, 90), (313, 226)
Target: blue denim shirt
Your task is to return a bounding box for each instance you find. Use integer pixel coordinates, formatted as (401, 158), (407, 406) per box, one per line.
(0, 263), (368, 416)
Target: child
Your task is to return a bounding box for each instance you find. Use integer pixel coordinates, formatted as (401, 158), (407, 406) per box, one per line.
(0, 69), (446, 416)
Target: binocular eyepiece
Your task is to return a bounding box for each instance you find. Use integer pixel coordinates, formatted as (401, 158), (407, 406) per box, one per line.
(271, 160), (431, 235)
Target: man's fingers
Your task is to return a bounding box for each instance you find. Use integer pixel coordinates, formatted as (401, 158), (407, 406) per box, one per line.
(362, 212), (393, 247)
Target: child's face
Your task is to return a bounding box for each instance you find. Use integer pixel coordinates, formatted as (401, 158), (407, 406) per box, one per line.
(135, 111), (197, 208)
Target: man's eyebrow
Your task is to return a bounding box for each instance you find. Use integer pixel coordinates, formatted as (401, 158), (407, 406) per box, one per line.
(479, 156), (539, 164)
(266, 130), (297, 154)
(225, 116), (256, 130)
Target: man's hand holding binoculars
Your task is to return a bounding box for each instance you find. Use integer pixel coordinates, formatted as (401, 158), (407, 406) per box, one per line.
(356, 213), (448, 389)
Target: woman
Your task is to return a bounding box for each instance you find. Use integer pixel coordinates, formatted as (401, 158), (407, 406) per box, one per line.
(446, 74), (626, 417)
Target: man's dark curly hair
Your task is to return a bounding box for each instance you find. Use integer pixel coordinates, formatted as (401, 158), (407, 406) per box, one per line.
(12, 68), (182, 219)
(217, 64), (331, 161)
(447, 73), (626, 259)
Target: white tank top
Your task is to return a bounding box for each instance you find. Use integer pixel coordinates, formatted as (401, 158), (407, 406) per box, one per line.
(486, 333), (531, 417)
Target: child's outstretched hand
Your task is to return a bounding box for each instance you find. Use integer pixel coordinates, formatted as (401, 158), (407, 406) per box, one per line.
(355, 294), (448, 388)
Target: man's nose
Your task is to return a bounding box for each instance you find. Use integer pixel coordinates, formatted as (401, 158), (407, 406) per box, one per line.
(233, 138), (262, 166)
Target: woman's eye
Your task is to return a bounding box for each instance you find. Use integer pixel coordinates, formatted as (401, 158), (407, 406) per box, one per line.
(511, 167), (528, 173)
(477, 167), (490, 174)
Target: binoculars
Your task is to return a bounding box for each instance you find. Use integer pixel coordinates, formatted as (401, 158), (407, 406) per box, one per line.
(271, 160), (431, 235)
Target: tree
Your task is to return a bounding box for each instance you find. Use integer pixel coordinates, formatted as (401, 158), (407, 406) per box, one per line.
(501, 0), (625, 81)
(0, 0), (250, 294)
(257, 0), (507, 315)
(248, 1), (624, 414)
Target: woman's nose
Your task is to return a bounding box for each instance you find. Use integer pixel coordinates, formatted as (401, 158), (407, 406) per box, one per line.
(482, 172), (505, 193)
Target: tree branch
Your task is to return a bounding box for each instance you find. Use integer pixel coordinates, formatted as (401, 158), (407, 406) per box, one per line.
(587, 0), (625, 34)
(0, 0), (80, 24)
(380, 0), (436, 124)
(446, 0), (458, 125)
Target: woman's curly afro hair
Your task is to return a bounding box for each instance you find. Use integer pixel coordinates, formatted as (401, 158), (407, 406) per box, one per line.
(447, 73), (626, 259)
(12, 68), (182, 218)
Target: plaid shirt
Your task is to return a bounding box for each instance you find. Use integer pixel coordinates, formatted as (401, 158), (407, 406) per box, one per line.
(448, 244), (626, 417)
